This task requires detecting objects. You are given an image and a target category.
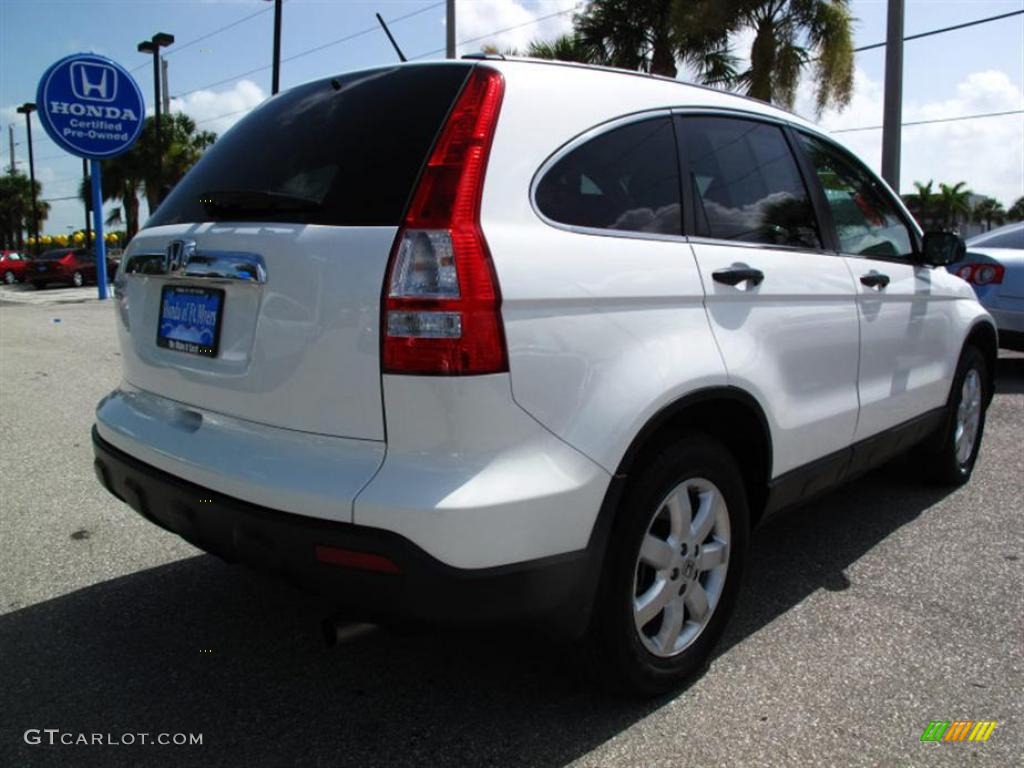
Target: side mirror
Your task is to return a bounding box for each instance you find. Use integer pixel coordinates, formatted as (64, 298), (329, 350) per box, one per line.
(922, 231), (965, 266)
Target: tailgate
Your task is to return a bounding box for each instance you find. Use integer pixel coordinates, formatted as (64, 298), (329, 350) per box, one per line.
(113, 62), (476, 440)
(117, 224), (393, 439)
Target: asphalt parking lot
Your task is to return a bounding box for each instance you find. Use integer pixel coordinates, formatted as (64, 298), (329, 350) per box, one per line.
(1, 293), (1021, 768)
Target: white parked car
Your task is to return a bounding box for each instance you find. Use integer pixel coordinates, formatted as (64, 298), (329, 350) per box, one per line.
(948, 221), (1024, 351)
(93, 58), (997, 695)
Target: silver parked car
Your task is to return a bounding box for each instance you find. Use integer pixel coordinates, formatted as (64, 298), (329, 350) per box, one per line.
(948, 221), (1024, 351)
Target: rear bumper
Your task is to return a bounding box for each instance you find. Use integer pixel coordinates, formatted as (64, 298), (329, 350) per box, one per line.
(93, 427), (601, 635)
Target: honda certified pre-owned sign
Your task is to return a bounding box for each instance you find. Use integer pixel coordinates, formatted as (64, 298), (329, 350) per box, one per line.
(36, 53), (145, 159)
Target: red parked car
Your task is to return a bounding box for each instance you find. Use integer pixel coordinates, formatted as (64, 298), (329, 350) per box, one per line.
(26, 248), (118, 289)
(1, 250), (28, 284)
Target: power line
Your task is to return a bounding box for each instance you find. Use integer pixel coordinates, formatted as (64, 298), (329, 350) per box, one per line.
(172, 2), (443, 100)
(831, 109), (1023, 133)
(128, 3), (276, 73)
(853, 9), (1024, 53)
(411, 5), (578, 59)
(179, 3), (576, 126)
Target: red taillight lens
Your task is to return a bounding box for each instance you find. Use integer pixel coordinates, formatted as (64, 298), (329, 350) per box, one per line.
(382, 67), (507, 375)
(955, 263), (1005, 286)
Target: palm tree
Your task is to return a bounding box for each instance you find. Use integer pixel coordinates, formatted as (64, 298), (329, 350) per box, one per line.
(972, 197), (1006, 232)
(527, 0), (742, 84)
(1008, 196), (1024, 222)
(936, 181), (973, 231)
(526, 34), (605, 65)
(736, 0), (854, 113)
(79, 154), (145, 239)
(903, 179), (937, 229)
(0, 171), (49, 250)
(138, 113), (216, 214)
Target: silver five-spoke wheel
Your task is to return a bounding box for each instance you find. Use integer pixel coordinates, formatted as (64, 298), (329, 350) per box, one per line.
(633, 477), (730, 658)
(955, 368), (982, 466)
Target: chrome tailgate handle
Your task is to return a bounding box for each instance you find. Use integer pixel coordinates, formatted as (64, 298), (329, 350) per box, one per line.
(121, 244), (267, 284)
(183, 252), (267, 283)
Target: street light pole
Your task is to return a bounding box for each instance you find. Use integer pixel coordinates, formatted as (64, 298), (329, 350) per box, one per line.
(881, 0), (904, 190)
(138, 33), (174, 204)
(16, 103), (38, 255)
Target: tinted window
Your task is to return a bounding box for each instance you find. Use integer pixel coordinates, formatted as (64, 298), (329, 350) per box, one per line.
(38, 249), (69, 260)
(799, 133), (914, 259)
(535, 117), (681, 236)
(677, 116), (821, 248)
(968, 226), (1024, 249)
(149, 65), (473, 228)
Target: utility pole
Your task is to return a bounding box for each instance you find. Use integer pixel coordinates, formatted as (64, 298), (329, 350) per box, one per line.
(7, 125), (15, 173)
(881, 0), (904, 190)
(265, 0), (283, 94)
(16, 103), (38, 255)
(161, 57), (170, 114)
(446, 0), (456, 59)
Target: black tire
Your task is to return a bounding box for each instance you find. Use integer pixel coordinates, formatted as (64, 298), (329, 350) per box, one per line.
(917, 345), (989, 486)
(3, 270), (15, 285)
(72, 271), (84, 287)
(585, 433), (749, 696)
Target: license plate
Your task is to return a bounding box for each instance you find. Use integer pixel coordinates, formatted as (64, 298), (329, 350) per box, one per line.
(157, 286), (224, 358)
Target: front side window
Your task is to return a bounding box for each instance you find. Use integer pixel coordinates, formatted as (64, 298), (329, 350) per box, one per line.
(677, 116), (821, 249)
(535, 117), (681, 236)
(798, 133), (914, 259)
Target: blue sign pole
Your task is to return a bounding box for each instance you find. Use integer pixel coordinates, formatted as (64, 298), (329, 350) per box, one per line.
(90, 160), (108, 300)
(35, 53), (145, 300)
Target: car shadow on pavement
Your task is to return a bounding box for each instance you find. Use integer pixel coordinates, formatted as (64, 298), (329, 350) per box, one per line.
(995, 354), (1024, 394)
(2, 358), (1020, 768)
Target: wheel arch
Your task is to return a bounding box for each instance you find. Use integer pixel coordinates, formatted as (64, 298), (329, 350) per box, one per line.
(612, 387), (774, 528)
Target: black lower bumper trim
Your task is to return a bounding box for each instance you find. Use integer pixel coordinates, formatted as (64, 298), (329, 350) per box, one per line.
(92, 427), (596, 635)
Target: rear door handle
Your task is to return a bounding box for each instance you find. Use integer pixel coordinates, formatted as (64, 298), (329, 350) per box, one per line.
(860, 272), (890, 289)
(712, 266), (764, 287)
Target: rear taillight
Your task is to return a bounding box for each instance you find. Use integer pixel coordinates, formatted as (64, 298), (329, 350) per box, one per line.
(382, 67), (507, 375)
(955, 263), (1005, 286)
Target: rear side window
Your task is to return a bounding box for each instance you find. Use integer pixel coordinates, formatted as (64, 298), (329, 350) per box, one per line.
(798, 133), (914, 259)
(677, 116), (821, 249)
(535, 117), (681, 236)
(148, 64), (473, 228)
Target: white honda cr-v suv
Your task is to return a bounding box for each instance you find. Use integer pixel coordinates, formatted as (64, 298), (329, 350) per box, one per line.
(93, 58), (996, 695)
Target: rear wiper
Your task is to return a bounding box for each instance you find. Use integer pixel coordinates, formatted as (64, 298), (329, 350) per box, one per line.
(199, 189), (322, 214)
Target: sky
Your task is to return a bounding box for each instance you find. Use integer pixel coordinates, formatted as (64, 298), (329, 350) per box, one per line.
(1, 0), (1022, 235)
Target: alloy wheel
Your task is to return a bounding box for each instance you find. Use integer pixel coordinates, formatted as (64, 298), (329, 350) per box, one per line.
(955, 368), (982, 466)
(632, 477), (730, 658)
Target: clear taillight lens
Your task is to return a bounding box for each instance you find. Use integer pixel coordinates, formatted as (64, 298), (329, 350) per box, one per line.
(388, 230), (459, 299)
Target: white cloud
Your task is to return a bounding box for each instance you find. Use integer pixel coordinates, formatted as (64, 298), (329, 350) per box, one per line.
(795, 68), (1024, 206)
(456, 0), (577, 55)
(169, 79), (265, 137)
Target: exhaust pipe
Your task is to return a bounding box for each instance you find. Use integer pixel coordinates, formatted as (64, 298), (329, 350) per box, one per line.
(322, 615), (378, 647)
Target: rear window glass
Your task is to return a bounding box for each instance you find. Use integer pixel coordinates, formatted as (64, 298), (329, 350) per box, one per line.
(968, 227), (1023, 249)
(148, 64), (473, 228)
(38, 250), (69, 260)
